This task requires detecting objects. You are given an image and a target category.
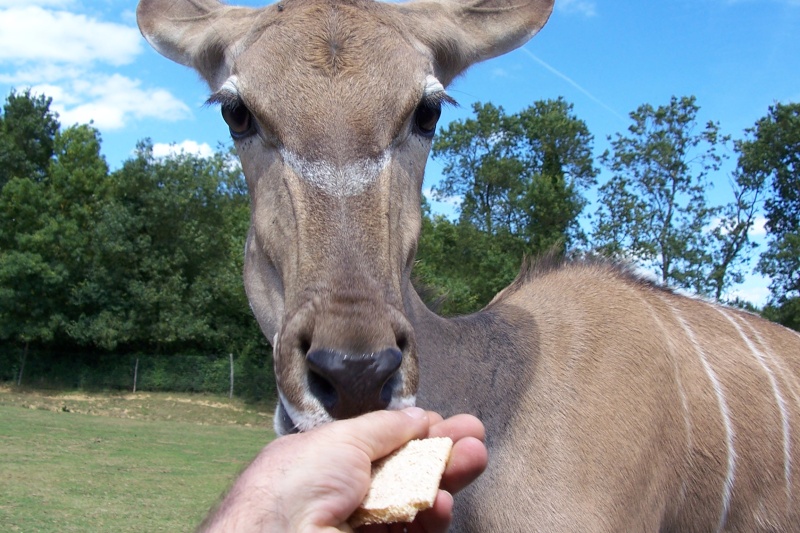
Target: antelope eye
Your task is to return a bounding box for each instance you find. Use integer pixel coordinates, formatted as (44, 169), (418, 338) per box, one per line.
(221, 103), (254, 139)
(413, 101), (441, 138)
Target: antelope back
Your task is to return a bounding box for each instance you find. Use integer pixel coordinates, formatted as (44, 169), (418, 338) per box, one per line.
(418, 261), (800, 531)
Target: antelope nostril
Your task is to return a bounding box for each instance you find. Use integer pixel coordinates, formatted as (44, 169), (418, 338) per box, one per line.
(396, 334), (408, 354)
(299, 336), (312, 356)
(380, 373), (399, 405)
(307, 369), (337, 411)
(305, 348), (402, 419)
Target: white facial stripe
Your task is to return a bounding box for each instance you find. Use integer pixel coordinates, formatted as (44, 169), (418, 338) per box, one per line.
(281, 149), (390, 197)
(424, 74), (445, 96)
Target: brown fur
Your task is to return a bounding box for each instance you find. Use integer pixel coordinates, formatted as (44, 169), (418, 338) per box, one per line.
(137, 0), (800, 530)
(413, 261), (800, 531)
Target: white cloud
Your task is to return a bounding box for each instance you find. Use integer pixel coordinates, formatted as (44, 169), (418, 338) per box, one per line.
(0, 7), (141, 66)
(35, 74), (191, 130)
(556, 0), (597, 17)
(0, 5), (192, 131)
(423, 187), (461, 220)
(423, 187), (462, 207)
(750, 216), (768, 238)
(491, 67), (510, 78)
(0, 0), (73, 7)
(0, 63), (86, 86)
(707, 215), (768, 240)
(726, 285), (771, 308)
(153, 140), (215, 159)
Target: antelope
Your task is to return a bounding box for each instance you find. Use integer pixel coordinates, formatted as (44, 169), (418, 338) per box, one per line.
(137, 0), (800, 529)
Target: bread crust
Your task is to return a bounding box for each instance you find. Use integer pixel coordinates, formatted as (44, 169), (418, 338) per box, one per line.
(348, 437), (453, 527)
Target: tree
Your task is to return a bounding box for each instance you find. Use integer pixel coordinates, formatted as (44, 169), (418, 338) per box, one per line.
(67, 141), (258, 353)
(593, 96), (728, 293)
(415, 199), (522, 315)
(0, 89), (60, 190)
(0, 92), (65, 382)
(516, 98), (597, 250)
(432, 99), (596, 252)
(424, 99), (596, 313)
(737, 102), (800, 329)
(433, 102), (523, 236)
(705, 168), (766, 301)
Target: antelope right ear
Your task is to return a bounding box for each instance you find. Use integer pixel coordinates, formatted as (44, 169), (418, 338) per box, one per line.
(136, 0), (258, 89)
(395, 0), (554, 86)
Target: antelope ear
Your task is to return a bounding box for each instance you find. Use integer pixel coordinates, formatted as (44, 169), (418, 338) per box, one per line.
(396, 0), (554, 85)
(136, 0), (257, 89)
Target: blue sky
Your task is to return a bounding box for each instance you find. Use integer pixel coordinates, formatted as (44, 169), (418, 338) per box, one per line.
(1, 0), (799, 305)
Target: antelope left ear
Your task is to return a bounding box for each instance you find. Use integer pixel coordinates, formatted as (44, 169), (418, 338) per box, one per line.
(136, 0), (257, 89)
(394, 0), (554, 85)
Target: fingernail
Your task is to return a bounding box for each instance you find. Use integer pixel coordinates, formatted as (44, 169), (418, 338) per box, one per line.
(402, 407), (426, 419)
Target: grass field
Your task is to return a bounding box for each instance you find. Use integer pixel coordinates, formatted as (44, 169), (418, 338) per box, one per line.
(0, 387), (276, 532)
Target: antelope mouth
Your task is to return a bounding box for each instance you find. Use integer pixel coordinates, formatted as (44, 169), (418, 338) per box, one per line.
(276, 400), (300, 435)
(274, 392), (419, 436)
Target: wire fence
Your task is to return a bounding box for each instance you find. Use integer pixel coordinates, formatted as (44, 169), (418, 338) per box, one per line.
(0, 345), (276, 402)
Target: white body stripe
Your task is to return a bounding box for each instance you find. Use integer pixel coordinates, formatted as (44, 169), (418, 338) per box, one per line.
(716, 306), (792, 502)
(643, 298), (693, 477)
(736, 318), (800, 411)
(281, 149), (389, 197)
(667, 301), (736, 532)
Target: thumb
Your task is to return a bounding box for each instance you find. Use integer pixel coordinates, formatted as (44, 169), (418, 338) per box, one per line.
(321, 407), (430, 461)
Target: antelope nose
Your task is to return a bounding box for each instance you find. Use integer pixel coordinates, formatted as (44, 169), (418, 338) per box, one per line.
(306, 348), (402, 419)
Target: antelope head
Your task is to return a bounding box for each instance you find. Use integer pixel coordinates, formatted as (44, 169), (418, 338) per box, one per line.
(137, 0), (553, 434)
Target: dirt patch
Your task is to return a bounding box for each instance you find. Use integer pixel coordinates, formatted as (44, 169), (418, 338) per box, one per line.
(164, 396), (244, 411)
(0, 387), (273, 427)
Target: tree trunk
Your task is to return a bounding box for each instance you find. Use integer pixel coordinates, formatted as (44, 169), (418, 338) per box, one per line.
(133, 358), (139, 393)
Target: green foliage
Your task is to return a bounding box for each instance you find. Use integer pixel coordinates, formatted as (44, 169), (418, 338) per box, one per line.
(433, 102), (522, 235)
(0, 90), (270, 396)
(593, 96), (730, 294)
(423, 99), (596, 313)
(738, 102), (800, 307)
(432, 99), (596, 248)
(705, 167), (765, 301)
(415, 201), (523, 315)
(0, 94), (69, 348)
(516, 98), (598, 250)
(66, 140), (254, 353)
(762, 298), (800, 332)
(0, 89), (59, 189)
(3, 85), (797, 386)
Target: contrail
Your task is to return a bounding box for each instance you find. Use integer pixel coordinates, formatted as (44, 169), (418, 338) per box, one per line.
(520, 47), (628, 123)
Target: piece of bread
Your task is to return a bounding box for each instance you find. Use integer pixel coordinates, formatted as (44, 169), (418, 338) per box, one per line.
(348, 437), (453, 528)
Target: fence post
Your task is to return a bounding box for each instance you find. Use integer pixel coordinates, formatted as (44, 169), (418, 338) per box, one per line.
(228, 353), (233, 398)
(133, 358), (139, 393)
(229, 353), (234, 399)
(17, 341), (28, 386)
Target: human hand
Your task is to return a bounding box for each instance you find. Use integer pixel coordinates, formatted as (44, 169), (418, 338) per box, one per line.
(197, 408), (487, 533)
(357, 410), (487, 533)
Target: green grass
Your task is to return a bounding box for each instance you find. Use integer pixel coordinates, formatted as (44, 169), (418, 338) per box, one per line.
(0, 388), (276, 532)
